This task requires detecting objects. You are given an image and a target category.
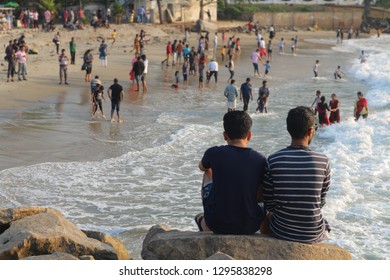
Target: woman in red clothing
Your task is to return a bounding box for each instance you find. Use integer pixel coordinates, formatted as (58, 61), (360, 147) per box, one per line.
(317, 96), (330, 126)
(354, 91), (369, 121)
(329, 93), (340, 124)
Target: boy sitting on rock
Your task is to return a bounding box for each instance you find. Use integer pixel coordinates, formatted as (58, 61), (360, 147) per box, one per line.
(195, 111), (267, 234)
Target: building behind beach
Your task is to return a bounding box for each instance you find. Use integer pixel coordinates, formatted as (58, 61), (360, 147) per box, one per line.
(125, 0), (217, 23)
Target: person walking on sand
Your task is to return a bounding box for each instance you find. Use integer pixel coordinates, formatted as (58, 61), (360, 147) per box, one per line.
(83, 49), (93, 82)
(15, 46), (27, 81)
(58, 49), (69, 85)
(5, 40), (15, 82)
(224, 79), (238, 112)
(53, 32), (60, 54)
(99, 40), (108, 67)
(354, 91), (368, 121)
(69, 37), (76, 65)
(240, 77), (253, 112)
(108, 78), (124, 123)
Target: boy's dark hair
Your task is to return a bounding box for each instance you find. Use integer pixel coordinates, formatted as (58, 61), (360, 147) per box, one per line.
(286, 106), (315, 139)
(223, 111), (252, 140)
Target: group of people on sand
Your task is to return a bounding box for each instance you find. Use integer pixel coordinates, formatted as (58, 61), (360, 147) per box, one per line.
(5, 35), (30, 82)
(195, 108), (331, 244)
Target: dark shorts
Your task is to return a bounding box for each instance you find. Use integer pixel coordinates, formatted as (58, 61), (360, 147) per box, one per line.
(183, 74), (188, 81)
(136, 75), (142, 82)
(86, 65), (92, 74)
(111, 100), (120, 112)
(252, 63), (258, 71)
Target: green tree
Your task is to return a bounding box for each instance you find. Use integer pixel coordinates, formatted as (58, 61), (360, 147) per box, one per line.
(37, 0), (62, 19)
(111, 1), (124, 24)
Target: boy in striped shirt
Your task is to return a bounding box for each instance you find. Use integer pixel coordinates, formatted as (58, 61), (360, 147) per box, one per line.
(263, 106), (331, 243)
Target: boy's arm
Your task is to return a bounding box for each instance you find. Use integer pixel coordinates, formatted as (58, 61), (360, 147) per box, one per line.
(263, 161), (275, 212)
(199, 160), (208, 171)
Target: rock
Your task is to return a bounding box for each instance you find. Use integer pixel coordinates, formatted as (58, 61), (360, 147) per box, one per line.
(142, 225), (352, 260)
(0, 207), (60, 233)
(22, 252), (79, 260)
(206, 252), (235, 260)
(0, 211), (118, 260)
(82, 230), (130, 260)
(79, 255), (95, 260)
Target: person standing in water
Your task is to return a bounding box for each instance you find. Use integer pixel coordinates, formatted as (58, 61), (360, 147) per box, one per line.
(58, 49), (69, 85)
(329, 93), (340, 124)
(240, 77), (253, 112)
(354, 91), (368, 121)
(108, 78), (124, 123)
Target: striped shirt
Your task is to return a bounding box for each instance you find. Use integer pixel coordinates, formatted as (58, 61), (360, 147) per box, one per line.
(263, 146), (331, 243)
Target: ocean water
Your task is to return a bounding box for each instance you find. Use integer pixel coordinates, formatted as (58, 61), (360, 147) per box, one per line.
(0, 35), (388, 259)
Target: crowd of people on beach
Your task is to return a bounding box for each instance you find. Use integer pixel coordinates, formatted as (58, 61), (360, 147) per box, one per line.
(3, 21), (371, 126)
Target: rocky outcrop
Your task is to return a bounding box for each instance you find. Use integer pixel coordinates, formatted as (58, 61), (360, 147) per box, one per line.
(82, 230), (130, 260)
(142, 225), (352, 260)
(0, 207), (131, 260)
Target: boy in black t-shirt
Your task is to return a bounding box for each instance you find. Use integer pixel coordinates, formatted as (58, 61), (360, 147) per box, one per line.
(195, 111), (267, 234)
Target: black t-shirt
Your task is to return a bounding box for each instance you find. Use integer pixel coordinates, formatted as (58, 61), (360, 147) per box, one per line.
(133, 61), (145, 76)
(201, 145), (266, 234)
(109, 83), (123, 102)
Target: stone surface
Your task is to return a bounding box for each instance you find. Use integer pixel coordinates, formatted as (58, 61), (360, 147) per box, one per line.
(79, 255), (95, 260)
(82, 230), (130, 260)
(142, 225), (352, 260)
(0, 207), (60, 233)
(0, 211), (118, 260)
(206, 252), (235, 260)
(22, 252), (79, 260)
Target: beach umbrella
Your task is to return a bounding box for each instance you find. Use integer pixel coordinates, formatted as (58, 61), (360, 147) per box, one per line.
(4, 2), (19, 8)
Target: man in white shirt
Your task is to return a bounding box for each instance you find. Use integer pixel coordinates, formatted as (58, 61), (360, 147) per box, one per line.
(206, 59), (218, 84)
(256, 32), (262, 49)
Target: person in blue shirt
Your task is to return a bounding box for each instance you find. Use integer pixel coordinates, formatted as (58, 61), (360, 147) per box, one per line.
(195, 111), (267, 234)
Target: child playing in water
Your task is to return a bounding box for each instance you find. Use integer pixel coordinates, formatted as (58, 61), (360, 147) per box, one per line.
(311, 90), (321, 114)
(264, 60), (271, 78)
(334, 65), (345, 79)
(313, 60), (319, 78)
(279, 38), (284, 54)
(172, 71), (180, 88)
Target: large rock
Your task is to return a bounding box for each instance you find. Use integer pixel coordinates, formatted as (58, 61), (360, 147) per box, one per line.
(142, 225), (352, 260)
(0, 207), (60, 233)
(0, 211), (119, 260)
(82, 230), (130, 260)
